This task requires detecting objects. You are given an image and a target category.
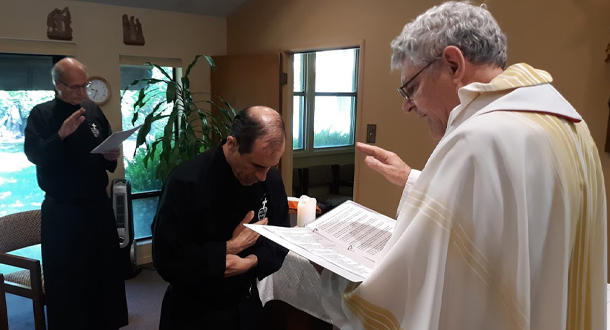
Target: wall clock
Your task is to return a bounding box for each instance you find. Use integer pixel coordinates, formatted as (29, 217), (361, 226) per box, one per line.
(87, 76), (111, 105)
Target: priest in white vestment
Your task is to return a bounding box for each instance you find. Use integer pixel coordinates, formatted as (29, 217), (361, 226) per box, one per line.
(319, 2), (607, 330)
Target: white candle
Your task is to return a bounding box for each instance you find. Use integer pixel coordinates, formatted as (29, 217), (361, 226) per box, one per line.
(296, 195), (317, 227)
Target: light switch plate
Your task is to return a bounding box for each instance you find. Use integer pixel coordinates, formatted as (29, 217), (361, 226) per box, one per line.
(366, 124), (376, 143)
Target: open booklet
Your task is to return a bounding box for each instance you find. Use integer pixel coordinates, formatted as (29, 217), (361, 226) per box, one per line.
(90, 125), (142, 154)
(245, 200), (395, 282)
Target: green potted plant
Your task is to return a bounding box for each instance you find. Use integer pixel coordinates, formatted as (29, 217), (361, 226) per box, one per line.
(123, 55), (235, 182)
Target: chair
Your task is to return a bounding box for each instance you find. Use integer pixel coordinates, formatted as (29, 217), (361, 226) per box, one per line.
(0, 210), (45, 330)
(299, 164), (354, 212)
(292, 168), (304, 197)
(337, 163), (355, 197)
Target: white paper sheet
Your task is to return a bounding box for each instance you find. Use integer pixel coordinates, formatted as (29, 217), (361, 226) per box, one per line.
(246, 201), (395, 282)
(90, 125), (142, 154)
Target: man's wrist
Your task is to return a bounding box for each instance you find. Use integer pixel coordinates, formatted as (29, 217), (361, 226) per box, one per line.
(400, 168), (411, 188)
(226, 240), (239, 255)
(226, 240), (234, 254)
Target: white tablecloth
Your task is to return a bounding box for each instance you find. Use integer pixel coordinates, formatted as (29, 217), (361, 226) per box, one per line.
(257, 251), (338, 324)
(260, 253), (610, 328)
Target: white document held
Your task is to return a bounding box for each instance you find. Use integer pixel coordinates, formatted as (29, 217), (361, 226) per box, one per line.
(90, 125), (142, 154)
(246, 200), (395, 282)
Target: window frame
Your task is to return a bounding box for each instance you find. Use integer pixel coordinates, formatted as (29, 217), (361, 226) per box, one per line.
(293, 47), (360, 155)
(119, 58), (180, 239)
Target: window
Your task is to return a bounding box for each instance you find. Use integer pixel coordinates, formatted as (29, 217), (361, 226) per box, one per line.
(293, 48), (359, 151)
(0, 53), (53, 275)
(120, 64), (175, 239)
(0, 53), (56, 216)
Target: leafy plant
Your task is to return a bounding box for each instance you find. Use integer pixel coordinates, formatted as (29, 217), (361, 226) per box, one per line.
(123, 55), (235, 182)
(125, 142), (163, 192)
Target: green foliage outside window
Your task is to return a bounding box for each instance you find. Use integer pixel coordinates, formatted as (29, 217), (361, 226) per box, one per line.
(0, 91), (54, 139)
(0, 90), (54, 216)
(124, 141), (163, 192)
(293, 129), (351, 150)
(314, 129), (351, 147)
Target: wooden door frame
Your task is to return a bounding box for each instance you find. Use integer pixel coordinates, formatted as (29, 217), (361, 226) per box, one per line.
(279, 39), (366, 202)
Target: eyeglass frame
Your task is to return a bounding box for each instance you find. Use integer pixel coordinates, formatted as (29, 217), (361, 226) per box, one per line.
(57, 80), (90, 91)
(397, 59), (438, 102)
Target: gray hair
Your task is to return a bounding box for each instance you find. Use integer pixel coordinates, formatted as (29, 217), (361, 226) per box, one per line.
(390, 1), (507, 70)
(50, 65), (62, 82)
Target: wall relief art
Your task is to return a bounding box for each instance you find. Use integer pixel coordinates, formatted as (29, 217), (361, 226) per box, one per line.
(47, 7), (72, 41)
(123, 14), (145, 46)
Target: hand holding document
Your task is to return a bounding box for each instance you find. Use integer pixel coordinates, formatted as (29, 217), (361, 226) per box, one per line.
(245, 201), (395, 282)
(90, 125), (142, 154)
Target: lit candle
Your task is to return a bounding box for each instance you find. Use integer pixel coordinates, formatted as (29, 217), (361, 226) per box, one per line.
(296, 195), (317, 227)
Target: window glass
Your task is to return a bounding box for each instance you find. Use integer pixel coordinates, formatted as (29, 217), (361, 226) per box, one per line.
(120, 64), (174, 239)
(293, 53), (304, 92)
(0, 53), (56, 216)
(131, 197), (158, 239)
(292, 95), (304, 150)
(313, 96), (355, 148)
(315, 49), (357, 93)
(121, 64), (174, 193)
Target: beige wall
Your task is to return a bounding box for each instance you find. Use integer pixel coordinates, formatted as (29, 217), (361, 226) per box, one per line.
(227, 0), (610, 220)
(0, 0), (227, 182)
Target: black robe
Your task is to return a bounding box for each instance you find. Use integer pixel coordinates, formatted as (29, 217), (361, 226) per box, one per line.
(152, 146), (290, 330)
(24, 98), (128, 330)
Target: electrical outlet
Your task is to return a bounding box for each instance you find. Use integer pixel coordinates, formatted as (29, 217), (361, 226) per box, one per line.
(366, 124), (376, 143)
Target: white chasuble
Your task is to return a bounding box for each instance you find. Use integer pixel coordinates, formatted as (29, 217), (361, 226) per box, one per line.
(321, 64), (607, 330)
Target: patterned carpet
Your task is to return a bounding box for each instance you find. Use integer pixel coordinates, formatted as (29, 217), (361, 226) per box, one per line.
(6, 266), (167, 330)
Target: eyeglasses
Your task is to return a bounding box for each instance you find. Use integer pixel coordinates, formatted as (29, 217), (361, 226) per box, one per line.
(397, 60), (436, 102)
(57, 80), (90, 91)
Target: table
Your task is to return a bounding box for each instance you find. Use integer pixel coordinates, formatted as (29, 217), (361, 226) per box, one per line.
(257, 251), (339, 325)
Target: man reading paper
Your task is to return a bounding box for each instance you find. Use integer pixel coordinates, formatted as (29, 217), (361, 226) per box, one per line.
(320, 2), (607, 330)
(24, 57), (128, 330)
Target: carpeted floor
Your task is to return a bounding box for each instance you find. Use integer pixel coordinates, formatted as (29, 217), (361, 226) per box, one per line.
(6, 266), (167, 330)
(6, 266), (334, 330)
